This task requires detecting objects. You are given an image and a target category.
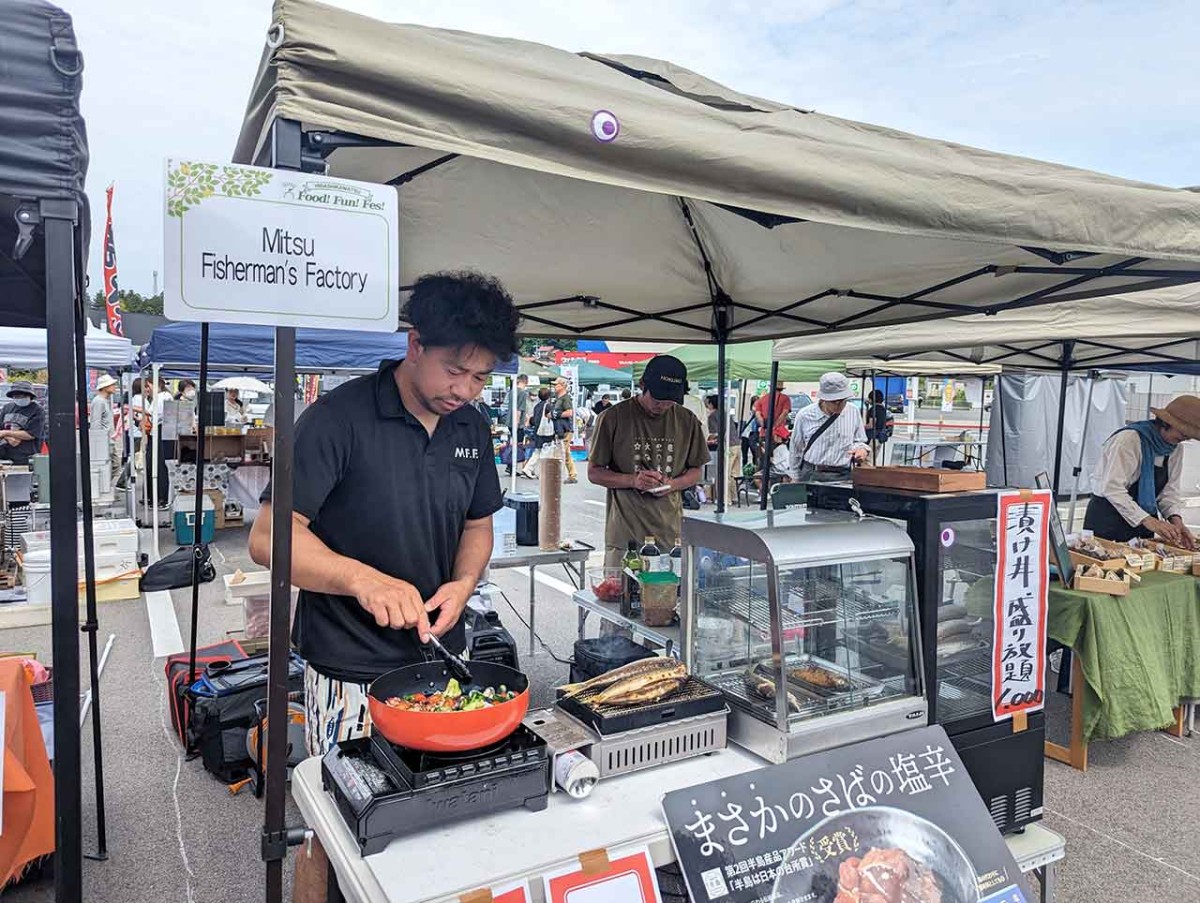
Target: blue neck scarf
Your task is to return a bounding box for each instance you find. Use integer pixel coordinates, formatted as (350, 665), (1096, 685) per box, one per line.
(1118, 420), (1177, 517)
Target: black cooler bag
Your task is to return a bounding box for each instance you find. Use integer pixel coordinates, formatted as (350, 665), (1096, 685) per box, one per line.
(187, 653), (305, 783)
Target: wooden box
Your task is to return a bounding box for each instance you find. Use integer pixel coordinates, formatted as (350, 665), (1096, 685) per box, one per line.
(851, 466), (986, 493)
(1073, 569), (1131, 596)
(1068, 550), (1126, 573)
(1093, 538), (1153, 572)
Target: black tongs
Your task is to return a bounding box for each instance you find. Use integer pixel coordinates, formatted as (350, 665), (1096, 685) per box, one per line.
(426, 632), (473, 684)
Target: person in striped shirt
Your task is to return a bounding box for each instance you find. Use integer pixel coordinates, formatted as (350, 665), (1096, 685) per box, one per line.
(788, 372), (869, 483)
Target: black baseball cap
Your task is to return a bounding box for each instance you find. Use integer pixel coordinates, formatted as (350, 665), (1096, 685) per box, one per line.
(642, 355), (688, 403)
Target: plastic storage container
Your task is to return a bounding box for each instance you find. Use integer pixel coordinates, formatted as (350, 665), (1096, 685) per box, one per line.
(638, 571), (680, 626)
(22, 550), (52, 606)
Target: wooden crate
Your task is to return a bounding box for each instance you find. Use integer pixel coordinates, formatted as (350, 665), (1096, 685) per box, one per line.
(1073, 569), (1131, 596)
(1068, 550), (1126, 573)
(851, 466), (986, 493)
(1093, 538), (1153, 572)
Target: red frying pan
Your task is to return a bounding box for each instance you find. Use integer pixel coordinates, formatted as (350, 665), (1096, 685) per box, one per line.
(367, 660), (529, 752)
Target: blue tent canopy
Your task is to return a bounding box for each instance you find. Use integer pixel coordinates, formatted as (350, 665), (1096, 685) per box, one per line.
(139, 321), (516, 377)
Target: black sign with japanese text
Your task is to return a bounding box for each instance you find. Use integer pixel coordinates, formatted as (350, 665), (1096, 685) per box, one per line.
(663, 726), (1029, 903)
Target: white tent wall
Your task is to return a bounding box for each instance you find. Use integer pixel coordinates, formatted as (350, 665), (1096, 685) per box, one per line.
(0, 325), (134, 370)
(986, 371), (1127, 494)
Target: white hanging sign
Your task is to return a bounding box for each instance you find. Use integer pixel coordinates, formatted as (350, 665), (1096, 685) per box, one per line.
(992, 489), (1051, 721)
(164, 159), (398, 331)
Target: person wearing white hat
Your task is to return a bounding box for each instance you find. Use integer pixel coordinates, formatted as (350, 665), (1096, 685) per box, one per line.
(90, 374), (121, 480)
(788, 371), (869, 483)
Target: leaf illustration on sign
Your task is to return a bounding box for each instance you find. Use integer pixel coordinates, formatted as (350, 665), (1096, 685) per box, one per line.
(166, 161), (273, 217)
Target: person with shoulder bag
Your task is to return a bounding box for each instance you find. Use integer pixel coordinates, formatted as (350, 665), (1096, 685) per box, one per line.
(521, 386), (555, 479)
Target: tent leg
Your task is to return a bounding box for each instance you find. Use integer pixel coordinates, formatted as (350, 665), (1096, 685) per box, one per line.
(760, 362), (779, 510)
(1051, 341), (1075, 495)
(997, 373), (1009, 486)
(265, 327), (296, 903)
(73, 275), (109, 861)
(44, 200), (83, 903)
(151, 362), (162, 561)
(716, 342), (728, 513)
(976, 377), (987, 470)
(185, 324), (210, 694)
(510, 375), (518, 494)
(1067, 372), (1098, 532)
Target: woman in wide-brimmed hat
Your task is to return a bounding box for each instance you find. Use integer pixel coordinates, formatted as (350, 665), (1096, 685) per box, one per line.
(1084, 395), (1200, 549)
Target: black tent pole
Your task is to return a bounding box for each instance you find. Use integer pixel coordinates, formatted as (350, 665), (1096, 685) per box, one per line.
(760, 361), (780, 510)
(997, 373), (1009, 486)
(264, 117), (304, 903)
(43, 199), (84, 903)
(976, 376), (987, 471)
(715, 341), (724, 513)
(185, 323), (210, 693)
(72, 248), (109, 860)
(1051, 341), (1075, 495)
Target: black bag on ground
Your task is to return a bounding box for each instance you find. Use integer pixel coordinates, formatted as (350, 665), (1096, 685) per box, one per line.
(187, 652), (305, 784)
(570, 636), (658, 684)
(164, 640), (247, 748)
(141, 544), (215, 592)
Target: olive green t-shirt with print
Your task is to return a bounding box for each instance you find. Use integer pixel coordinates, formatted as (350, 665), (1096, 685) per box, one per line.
(589, 399), (708, 557)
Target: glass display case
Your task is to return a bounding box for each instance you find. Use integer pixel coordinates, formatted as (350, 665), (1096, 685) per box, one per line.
(808, 483), (1045, 835)
(681, 507), (927, 764)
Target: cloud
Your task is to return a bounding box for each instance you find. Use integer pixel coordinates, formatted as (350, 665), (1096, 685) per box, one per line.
(72, 0), (1196, 295)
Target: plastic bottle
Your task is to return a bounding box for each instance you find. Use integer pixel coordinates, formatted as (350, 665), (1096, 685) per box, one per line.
(640, 536), (661, 573)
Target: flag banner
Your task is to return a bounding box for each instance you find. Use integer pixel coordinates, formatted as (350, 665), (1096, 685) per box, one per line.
(103, 184), (124, 337)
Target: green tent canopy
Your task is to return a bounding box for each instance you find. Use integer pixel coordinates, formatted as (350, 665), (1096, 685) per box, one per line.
(518, 357), (560, 379)
(632, 341), (840, 382)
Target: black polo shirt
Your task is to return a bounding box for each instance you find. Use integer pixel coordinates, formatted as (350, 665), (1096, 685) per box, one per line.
(262, 360), (503, 682)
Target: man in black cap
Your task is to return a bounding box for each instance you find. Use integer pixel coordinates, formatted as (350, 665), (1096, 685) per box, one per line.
(0, 381), (45, 466)
(588, 355), (708, 566)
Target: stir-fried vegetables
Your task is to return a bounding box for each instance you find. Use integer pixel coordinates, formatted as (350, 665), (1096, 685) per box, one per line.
(384, 678), (519, 713)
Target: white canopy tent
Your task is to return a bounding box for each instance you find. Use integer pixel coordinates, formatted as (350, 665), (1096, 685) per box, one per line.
(773, 284), (1200, 513)
(0, 324), (135, 369)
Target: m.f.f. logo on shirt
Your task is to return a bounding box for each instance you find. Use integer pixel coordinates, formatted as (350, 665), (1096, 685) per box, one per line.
(454, 446), (480, 460)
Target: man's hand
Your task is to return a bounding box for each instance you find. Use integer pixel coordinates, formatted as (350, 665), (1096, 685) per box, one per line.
(1169, 516), (1197, 550)
(350, 569), (431, 640)
(1143, 516), (1185, 547)
(850, 447), (869, 463)
(633, 469), (668, 492)
(425, 579), (475, 638)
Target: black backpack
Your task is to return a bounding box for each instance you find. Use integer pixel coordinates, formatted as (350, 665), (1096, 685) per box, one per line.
(141, 545), (215, 592)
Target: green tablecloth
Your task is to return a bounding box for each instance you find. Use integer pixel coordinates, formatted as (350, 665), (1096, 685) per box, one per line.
(1048, 571), (1200, 742)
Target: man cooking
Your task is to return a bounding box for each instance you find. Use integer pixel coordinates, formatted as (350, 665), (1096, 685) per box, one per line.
(0, 381), (45, 466)
(788, 371), (869, 483)
(588, 355), (708, 567)
(1084, 395), (1200, 549)
(248, 271), (519, 903)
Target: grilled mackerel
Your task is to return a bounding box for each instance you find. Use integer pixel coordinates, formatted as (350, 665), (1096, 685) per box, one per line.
(557, 657), (681, 699)
(591, 661), (689, 706)
(745, 670), (804, 713)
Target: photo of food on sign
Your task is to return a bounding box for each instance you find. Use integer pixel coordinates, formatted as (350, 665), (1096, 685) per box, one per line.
(662, 726), (1030, 903)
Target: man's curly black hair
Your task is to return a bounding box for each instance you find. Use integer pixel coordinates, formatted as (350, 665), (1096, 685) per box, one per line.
(402, 271), (521, 360)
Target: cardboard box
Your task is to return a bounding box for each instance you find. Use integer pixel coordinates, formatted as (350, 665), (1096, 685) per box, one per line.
(204, 488), (226, 529)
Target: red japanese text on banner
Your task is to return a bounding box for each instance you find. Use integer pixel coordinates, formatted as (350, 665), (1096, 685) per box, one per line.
(991, 490), (1051, 721)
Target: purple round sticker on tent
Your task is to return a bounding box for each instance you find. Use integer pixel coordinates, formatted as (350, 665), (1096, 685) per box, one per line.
(591, 110), (620, 142)
(940, 527), (956, 548)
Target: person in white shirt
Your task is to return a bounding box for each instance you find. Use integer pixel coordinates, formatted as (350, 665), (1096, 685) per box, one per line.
(1083, 395), (1200, 549)
(788, 372), (868, 483)
(89, 374), (120, 480)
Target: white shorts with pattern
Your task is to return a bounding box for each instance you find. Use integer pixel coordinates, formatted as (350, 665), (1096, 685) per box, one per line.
(303, 665), (374, 757)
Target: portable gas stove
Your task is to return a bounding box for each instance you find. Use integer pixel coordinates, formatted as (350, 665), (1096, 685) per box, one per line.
(322, 723), (550, 855)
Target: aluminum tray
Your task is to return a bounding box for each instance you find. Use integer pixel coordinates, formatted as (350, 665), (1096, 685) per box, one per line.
(783, 653), (885, 701)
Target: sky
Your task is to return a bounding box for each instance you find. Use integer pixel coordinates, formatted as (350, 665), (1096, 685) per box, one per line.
(72, 0), (1197, 297)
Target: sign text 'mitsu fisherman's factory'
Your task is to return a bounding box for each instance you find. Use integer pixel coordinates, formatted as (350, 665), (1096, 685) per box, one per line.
(164, 159), (398, 331)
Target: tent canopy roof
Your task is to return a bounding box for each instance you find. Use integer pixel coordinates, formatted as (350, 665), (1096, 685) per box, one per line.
(632, 341), (840, 382)
(568, 360), (633, 385)
(0, 325), (134, 370)
(140, 321), (517, 377)
(234, 0), (1200, 344)
(773, 284), (1200, 374)
(0, 1), (90, 330)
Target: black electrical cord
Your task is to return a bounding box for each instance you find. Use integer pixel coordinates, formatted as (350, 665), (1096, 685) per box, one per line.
(494, 587), (574, 666)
